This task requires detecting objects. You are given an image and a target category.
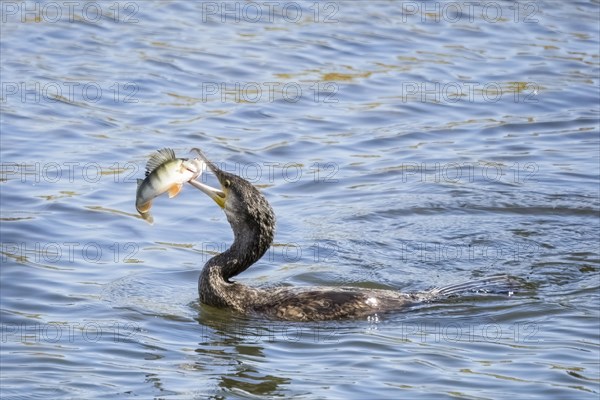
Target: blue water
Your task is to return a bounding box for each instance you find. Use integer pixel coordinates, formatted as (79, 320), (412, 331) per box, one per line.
(1, 1), (599, 398)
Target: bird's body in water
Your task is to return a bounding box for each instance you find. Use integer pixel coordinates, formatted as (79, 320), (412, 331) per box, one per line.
(185, 150), (514, 322)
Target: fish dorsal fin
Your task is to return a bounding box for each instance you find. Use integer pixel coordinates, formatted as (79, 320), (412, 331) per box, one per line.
(145, 148), (176, 175)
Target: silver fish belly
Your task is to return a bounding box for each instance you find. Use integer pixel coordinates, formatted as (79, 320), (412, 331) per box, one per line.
(135, 148), (205, 214)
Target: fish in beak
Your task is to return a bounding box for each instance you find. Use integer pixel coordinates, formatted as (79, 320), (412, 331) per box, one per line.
(187, 148), (227, 208)
(135, 148), (205, 215)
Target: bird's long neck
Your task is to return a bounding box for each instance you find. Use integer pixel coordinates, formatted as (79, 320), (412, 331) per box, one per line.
(209, 230), (271, 280)
(199, 207), (274, 309)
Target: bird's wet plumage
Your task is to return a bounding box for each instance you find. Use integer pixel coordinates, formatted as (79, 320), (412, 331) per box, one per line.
(181, 149), (517, 321)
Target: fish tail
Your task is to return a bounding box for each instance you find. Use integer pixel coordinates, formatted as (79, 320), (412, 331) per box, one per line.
(136, 200), (152, 214)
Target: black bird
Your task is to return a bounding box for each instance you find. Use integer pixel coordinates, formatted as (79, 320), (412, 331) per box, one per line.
(188, 149), (514, 321)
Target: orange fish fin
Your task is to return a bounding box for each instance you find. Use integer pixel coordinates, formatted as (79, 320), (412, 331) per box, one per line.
(167, 184), (183, 198)
(137, 201), (152, 213)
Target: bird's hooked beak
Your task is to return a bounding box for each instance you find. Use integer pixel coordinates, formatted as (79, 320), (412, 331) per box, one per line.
(188, 148), (227, 208)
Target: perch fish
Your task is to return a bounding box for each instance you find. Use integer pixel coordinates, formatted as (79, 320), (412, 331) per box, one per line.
(135, 148), (205, 215)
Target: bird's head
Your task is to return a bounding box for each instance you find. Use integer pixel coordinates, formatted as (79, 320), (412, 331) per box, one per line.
(188, 149), (275, 244)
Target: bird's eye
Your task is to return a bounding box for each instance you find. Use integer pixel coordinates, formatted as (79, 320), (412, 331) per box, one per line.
(224, 179), (231, 188)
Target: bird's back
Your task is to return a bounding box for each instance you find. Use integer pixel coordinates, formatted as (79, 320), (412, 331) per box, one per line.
(251, 287), (416, 321)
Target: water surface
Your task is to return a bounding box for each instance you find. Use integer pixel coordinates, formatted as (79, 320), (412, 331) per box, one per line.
(1, 1), (599, 399)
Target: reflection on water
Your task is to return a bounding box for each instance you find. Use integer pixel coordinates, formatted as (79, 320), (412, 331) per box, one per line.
(1, 0), (599, 399)
(195, 310), (293, 397)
